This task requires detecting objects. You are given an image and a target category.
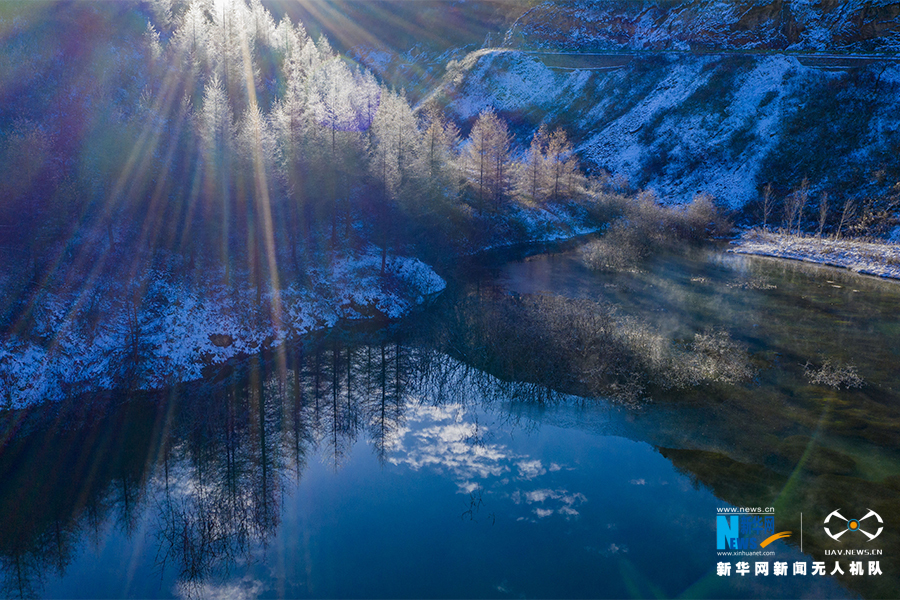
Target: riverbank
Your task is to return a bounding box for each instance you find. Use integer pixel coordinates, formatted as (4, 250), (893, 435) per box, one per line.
(729, 229), (900, 280)
(0, 211), (603, 409)
(0, 250), (445, 409)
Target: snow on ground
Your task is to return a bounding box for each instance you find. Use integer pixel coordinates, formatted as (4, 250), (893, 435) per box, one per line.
(446, 49), (590, 121)
(730, 229), (900, 280)
(655, 56), (803, 208)
(578, 55), (822, 207)
(580, 57), (713, 187)
(0, 250), (445, 409)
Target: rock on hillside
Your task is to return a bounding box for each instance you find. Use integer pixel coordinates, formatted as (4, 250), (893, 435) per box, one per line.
(504, 0), (900, 53)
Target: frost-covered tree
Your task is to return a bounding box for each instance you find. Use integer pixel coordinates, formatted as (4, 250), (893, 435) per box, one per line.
(208, 0), (258, 112)
(367, 88), (424, 269)
(308, 58), (380, 247)
(465, 108), (511, 205)
(272, 17), (306, 61)
(272, 31), (309, 170)
(170, 2), (211, 71)
(297, 36), (323, 80)
(521, 123), (550, 203)
(369, 88), (423, 204)
(199, 75), (235, 274)
(422, 104), (461, 197)
(236, 103), (280, 299)
(248, 0), (276, 54)
(200, 76), (234, 160)
(546, 127), (577, 201)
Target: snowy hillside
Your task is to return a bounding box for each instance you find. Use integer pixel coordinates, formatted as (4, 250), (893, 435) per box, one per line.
(263, 0), (900, 216)
(428, 47), (900, 214)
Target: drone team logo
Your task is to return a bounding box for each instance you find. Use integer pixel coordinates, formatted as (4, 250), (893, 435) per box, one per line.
(824, 509), (883, 542)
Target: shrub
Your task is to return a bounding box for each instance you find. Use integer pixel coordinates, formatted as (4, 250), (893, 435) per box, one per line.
(442, 292), (753, 405)
(580, 192), (731, 271)
(804, 359), (864, 389)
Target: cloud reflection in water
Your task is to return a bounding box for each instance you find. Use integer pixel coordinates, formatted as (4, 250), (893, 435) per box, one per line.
(387, 403), (588, 520)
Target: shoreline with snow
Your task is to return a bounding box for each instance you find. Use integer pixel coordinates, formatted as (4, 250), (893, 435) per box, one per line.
(0, 211), (603, 410)
(0, 250), (446, 410)
(729, 229), (900, 281)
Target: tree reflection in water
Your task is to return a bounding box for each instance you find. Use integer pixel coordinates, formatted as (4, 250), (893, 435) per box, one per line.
(0, 325), (550, 597)
(150, 334), (426, 596)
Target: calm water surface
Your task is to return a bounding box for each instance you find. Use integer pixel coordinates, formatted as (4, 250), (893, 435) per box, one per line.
(2, 248), (899, 598)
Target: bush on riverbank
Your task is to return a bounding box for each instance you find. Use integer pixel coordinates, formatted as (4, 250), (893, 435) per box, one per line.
(580, 192), (731, 271)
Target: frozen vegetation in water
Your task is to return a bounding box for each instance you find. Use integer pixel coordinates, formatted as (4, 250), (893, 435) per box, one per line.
(803, 359), (865, 390)
(444, 293), (755, 406)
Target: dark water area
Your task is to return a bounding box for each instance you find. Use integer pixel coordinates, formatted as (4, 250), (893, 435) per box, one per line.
(1, 247), (899, 598)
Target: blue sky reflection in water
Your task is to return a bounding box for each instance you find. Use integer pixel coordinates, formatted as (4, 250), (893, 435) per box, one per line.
(35, 396), (848, 599)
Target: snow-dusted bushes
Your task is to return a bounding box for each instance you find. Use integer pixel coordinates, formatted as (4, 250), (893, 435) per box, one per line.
(581, 191), (730, 271)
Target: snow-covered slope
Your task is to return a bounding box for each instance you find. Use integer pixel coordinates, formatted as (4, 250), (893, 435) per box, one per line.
(430, 47), (900, 212)
(299, 1), (900, 216)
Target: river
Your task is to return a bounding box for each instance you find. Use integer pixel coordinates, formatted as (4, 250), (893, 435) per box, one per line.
(1, 246), (898, 598)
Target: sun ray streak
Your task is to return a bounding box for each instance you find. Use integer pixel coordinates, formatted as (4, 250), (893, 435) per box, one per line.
(239, 19), (282, 327)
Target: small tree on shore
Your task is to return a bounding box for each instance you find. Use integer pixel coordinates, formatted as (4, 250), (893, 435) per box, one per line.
(547, 127), (576, 202)
(523, 123), (549, 203)
(761, 183), (773, 230)
(796, 178), (809, 234)
(465, 108), (511, 206)
(817, 191), (829, 237)
(783, 177), (809, 235)
(835, 196), (856, 239)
